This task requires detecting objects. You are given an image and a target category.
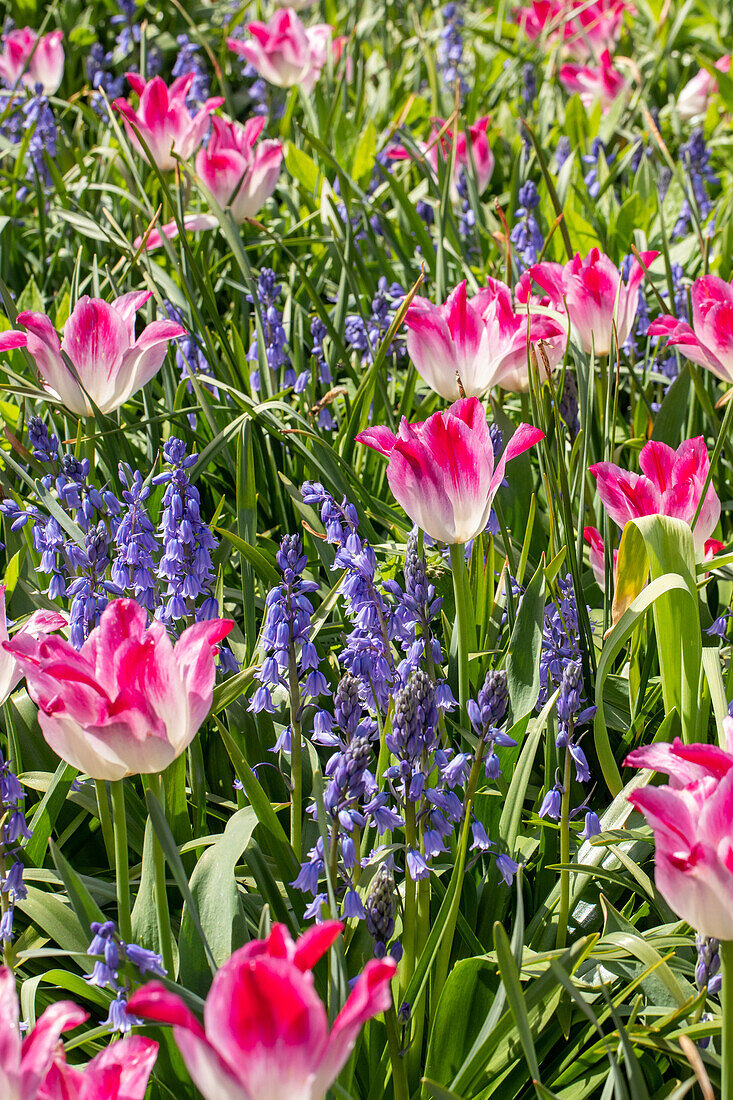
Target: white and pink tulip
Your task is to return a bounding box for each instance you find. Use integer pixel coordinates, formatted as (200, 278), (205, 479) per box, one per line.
(357, 397), (543, 544)
(0, 291), (185, 417)
(112, 73), (223, 171)
(127, 921), (396, 1100)
(227, 10), (335, 94)
(559, 49), (627, 113)
(648, 275), (733, 385)
(388, 117), (493, 203)
(0, 28), (64, 95)
(4, 598), (233, 781)
(526, 247), (658, 356)
(516, 0), (630, 59)
(677, 55), (730, 122)
(0, 585), (66, 706)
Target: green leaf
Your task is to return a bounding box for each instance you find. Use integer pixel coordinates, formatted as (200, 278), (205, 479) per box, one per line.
(506, 555), (546, 720)
(25, 761), (77, 866)
(49, 840), (106, 932)
(494, 923), (541, 1084)
(285, 142), (320, 193)
(424, 957), (499, 1087)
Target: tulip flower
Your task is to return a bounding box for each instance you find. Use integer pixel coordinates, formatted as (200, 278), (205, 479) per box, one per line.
(0, 291), (185, 417)
(584, 524), (722, 587)
(139, 117), (283, 250)
(356, 397), (543, 544)
(127, 921), (397, 1100)
(404, 279), (566, 400)
(0, 28), (64, 95)
(648, 275), (733, 385)
(526, 248), (658, 355)
(516, 0), (629, 60)
(3, 598), (234, 781)
(112, 73), (224, 171)
(624, 725), (733, 940)
(589, 437), (721, 558)
(677, 55), (730, 122)
(388, 117), (493, 203)
(227, 10), (335, 94)
(0, 585), (66, 706)
(38, 1035), (158, 1100)
(559, 49), (627, 113)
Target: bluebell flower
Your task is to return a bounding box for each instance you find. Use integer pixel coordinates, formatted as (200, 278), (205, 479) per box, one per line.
(247, 270), (290, 391)
(438, 2), (469, 101)
(172, 35), (210, 109)
(510, 180), (544, 269)
(0, 751), (33, 940)
(539, 784), (563, 820)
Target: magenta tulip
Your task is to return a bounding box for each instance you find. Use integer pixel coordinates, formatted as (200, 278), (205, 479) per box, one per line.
(38, 1035), (158, 1100)
(404, 279), (565, 400)
(516, 0), (629, 60)
(527, 248), (658, 355)
(112, 73), (224, 171)
(625, 728), (733, 939)
(0, 585), (66, 706)
(677, 56), (730, 122)
(0, 291), (185, 416)
(389, 117), (494, 203)
(0, 28), (64, 95)
(357, 397), (543, 544)
(589, 437), (721, 558)
(140, 116), (283, 250)
(127, 921), (397, 1100)
(3, 598), (233, 781)
(559, 49), (627, 113)
(227, 10), (334, 94)
(648, 275), (733, 385)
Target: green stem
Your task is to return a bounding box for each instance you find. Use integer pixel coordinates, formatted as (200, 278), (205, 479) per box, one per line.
(449, 543), (472, 712)
(385, 1004), (409, 1100)
(556, 745), (573, 951)
(95, 780), (115, 869)
(287, 624), (303, 862)
(145, 775), (175, 976)
(110, 781), (132, 943)
(721, 940), (733, 1100)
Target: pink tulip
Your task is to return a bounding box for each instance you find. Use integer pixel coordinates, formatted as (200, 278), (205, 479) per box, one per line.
(127, 921), (397, 1100)
(583, 524), (722, 587)
(0, 28), (64, 95)
(648, 275), (733, 385)
(356, 397), (544, 544)
(112, 74), (224, 171)
(3, 598), (233, 781)
(677, 55), (730, 122)
(589, 437), (721, 558)
(526, 248), (658, 355)
(625, 726), (733, 939)
(227, 10), (335, 94)
(139, 116), (283, 250)
(559, 49), (627, 113)
(404, 279), (566, 400)
(516, 0), (630, 59)
(38, 1035), (158, 1100)
(388, 117), (494, 202)
(0, 585), (66, 706)
(0, 291), (185, 416)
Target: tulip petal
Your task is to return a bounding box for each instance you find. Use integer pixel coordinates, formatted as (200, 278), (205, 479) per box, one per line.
(355, 425), (398, 457)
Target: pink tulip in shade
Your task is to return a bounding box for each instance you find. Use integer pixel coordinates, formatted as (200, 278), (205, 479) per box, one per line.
(559, 49), (627, 113)
(0, 585), (66, 706)
(38, 1035), (158, 1100)
(526, 248), (658, 355)
(139, 117), (283, 250)
(624, 723), (733, 940)
(388, 117), (493, 203)
(357, 397), (544, 544)
(112, 74), (224, 171)
(227, 10), (335, 94)
(648, 275), (733, 385)
(677, 56), (730, 122)
(0, 291), (185, 417)
(588, 437), (721, 559)
(0, 28), (64, 95)
(404, 279), (566, 400)
(3, 598), (234, 781)
(516, 0), (630, 60)
(127, 921), (397, 1100)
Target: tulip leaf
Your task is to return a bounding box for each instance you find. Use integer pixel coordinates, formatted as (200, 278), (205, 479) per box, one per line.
(24, 761), (76, 867)
(506, 555), (546, 720)
(49, 839), (106, 933)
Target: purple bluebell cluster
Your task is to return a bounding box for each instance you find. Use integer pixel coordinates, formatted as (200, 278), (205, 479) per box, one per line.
(247, 269), (291, 392)
(0, 87), (58, 200)
(537, 574), (588, 709)
(555, 659), (595, 783)
(250, 534), (329, 747)
(582, 139), (615, 200)
(344, 278), (406, 365)
(86, 919), (166, 1033)
(696, 934), (722, 996)
(172, 35), (210, 108)
(521, 63), (537, 107)
(673, 128), (718, 239)
(510, 181), (543, 269)
(0, 753), (31, 942)
(438, 3), (469, 101)
(86, 0), (161, 118)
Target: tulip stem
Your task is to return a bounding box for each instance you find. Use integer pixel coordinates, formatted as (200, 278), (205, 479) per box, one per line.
(449, 543), (472, 713)
(94, 780), (115, 869)
(146, 774), (175, 977)
(721, 940), (733, 1100)
(385, 1004), (409, 1100)
(110, 780), (132, 944)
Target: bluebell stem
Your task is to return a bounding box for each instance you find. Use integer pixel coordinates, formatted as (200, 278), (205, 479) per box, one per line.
(247, 270), (290, 391)
(438, 3), (469, 101)
(172, 35), (210, 109)
(0, 753), (31, 944)
(510, 180), (544, 270)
